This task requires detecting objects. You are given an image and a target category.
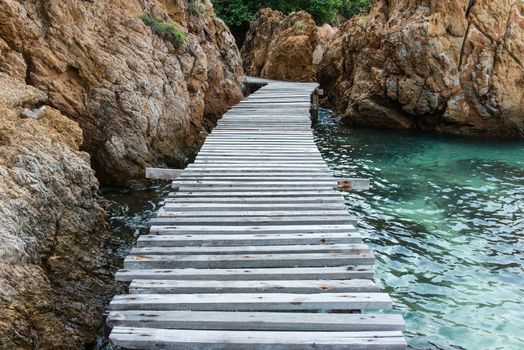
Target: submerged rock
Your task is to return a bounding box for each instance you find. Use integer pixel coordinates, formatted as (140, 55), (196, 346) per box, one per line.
(241, 9), (337, 82)
(0, 74), (111, 349)
(318, 0), (524, 138)
(0, 0), (244, 186)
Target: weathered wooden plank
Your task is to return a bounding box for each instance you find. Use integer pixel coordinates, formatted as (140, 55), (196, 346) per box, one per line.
(110, 292), (392, 311)
(172, 188), (342, 193)
(137, 232), (358, 247)
(163, 203), (346, 211)
(194, 156), (323, 161)
(176, 175), (337, 180)
(109, 327), (407, 350)
(156, 210), (350, 218)
(148, 224), (357, 235)
(145, 168), (182, 180)
(128, 279), (379, 294)
(337, 178), (371, 190)
(123, 252), (374, 269)
(149, 216), (357, 226)
(130, 244), (369, 256)
(107, 311), (405, 332)
(168, 190), (341, 197)
(115, 266), (374, 282)
(183, 167), (332, 173)
(171, 180), (341, 188)
(164, 197), (345, 205)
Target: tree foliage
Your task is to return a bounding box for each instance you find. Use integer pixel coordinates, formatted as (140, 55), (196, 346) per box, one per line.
(211, 0), (370, 27)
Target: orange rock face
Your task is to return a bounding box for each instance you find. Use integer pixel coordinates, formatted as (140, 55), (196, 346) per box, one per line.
(318, 0), (524, 138)
(242, 9), (337, 82)
(0, 0), (244, 186)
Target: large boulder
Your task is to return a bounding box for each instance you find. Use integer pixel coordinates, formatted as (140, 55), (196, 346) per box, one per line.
(318, 0), (524, 138)
(242, 9), (336, 82)
(0, 0), (244, 186)
(0, 74), (111, 349)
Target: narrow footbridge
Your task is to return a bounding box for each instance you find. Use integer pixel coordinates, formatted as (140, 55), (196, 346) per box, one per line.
(107, 78), (407, 349)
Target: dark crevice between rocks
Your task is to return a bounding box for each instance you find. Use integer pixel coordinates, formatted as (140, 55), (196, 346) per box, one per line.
(22, 52), (35, 86)
(466, 0), (476, 18)
(458, 21), (472, 69)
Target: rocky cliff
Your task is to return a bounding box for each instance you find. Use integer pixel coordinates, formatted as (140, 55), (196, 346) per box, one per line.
(0, 0), (244, 348)
(0, 0), (244, 186)
(318, 0), (524, 138)
(0, 74), (111, 349)
(241, 9), (336, 82)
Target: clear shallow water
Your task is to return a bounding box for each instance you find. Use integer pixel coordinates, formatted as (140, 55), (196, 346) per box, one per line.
(314, 110), (524, 350)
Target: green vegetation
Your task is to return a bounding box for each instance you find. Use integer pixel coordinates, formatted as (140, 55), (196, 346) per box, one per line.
(294, 20), (306, 30)
(140, 15), (186, 48)
(211, 0), (370, 27)
(188, 0), (202, 15)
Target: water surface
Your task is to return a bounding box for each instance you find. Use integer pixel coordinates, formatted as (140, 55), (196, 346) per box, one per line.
(314, 110), (524, 350)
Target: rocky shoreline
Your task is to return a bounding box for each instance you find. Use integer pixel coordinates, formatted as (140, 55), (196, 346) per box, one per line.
(0, 0), (243, 348)
(241, 1), (524, 138)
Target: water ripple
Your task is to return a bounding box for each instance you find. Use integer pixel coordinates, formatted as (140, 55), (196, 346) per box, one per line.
(314, 109), (524, 350)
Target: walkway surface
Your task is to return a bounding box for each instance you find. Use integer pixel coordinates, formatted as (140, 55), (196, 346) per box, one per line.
(107, 78), (407, 349)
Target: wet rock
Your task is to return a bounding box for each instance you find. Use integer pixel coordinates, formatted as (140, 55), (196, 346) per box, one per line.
(318, 0), (524, 138)
(241, 9), (337, 82)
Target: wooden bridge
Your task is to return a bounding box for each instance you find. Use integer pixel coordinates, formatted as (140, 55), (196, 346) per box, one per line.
(106, 78), (407, 349)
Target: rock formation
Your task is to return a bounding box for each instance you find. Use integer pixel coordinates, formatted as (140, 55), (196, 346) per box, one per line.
(0, 0), (244, 348)
(318, 0), (524, 138)
(241, 9), (337, 82)
(0, 73), (111, 349)
(0, 0), (244, 186)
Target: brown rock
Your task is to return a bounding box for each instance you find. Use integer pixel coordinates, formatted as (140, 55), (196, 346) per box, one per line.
(318, 0), (524, 138)
(0, 0), (244, 186)
(242, 9), (337, 82)
(0, 73), (112, 349)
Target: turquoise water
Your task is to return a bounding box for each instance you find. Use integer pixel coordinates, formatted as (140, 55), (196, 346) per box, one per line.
(314, 110), (524, 349)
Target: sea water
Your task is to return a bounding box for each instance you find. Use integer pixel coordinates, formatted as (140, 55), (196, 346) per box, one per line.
(314, 109), (524, 350)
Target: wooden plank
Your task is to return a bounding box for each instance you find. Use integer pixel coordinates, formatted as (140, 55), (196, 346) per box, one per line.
(149, 216), (357, 226)
(145, 168), (182, 180)
(148, 224), (357, 235)
(337, 178), (371, 190)
(123, 252), (374, 269)
(136, 232), (359, 247)
(176, 174), (337, 180)
(163, 203), (346, 211)
(109, 292), (392, 311)
(183, 167), (332, 173)
(164, 197), (345, 205)
(115, 266), (374, 282)
(172, 187), (340, 192)
(130, 244), (370, 256)
(107, 311), (405, 332)
(168, 190), (341, 197)
(109, 327), (407, 350)
(171, 180), (340, 187)
(156, 210), (350, 218)
(128, 279), (379, 294)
